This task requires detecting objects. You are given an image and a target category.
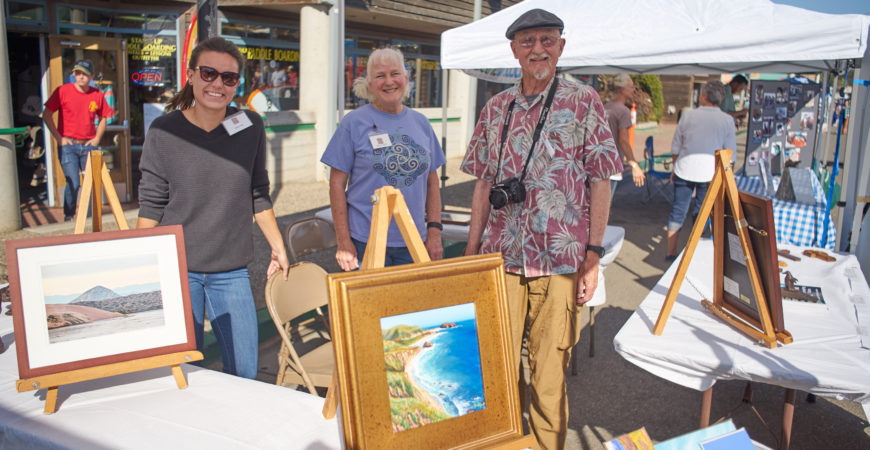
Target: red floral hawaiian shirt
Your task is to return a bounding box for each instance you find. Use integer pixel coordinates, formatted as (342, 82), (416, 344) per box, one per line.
(461, 77), (622, 277)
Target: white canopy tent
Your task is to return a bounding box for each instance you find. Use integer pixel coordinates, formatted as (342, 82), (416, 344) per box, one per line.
(440, 0), (870, 269)
(441, 0), (869, 75)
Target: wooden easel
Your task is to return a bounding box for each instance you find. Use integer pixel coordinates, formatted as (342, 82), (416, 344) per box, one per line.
(17, 351), (202, 414)
(321, 185), (431, 419)
(17, 155), (201, 414)
(73, 150), (129, 233)
(652, 150), (789, 349)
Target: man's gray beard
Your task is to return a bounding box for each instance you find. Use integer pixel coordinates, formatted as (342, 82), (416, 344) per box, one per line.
(532, 67), (552, 81)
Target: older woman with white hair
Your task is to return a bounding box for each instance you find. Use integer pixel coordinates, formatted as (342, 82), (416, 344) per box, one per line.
(320, 47), (445, 270)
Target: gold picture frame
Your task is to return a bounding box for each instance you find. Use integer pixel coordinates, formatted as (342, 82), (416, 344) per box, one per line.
(327, 253), (523, 448)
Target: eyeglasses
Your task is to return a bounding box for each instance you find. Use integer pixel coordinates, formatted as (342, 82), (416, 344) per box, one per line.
(195, 66), (241, 87)
(516, 35), (560, 49)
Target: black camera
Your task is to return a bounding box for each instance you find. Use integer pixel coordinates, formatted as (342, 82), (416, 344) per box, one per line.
(489, 177), (526, 210)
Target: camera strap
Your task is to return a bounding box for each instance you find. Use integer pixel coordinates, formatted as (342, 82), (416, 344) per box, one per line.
(494, 78), (560, 183)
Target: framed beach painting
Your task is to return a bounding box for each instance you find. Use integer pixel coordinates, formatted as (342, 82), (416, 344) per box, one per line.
(327, 254), (524, 448)
(5, 226), (196, 379)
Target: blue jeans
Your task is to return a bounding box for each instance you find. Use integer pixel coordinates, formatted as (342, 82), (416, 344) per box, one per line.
(60, 143), (95, 218)
(187, 267), (258, 379)
(351, 238), (414, 267)
(668, 175), (709, 232)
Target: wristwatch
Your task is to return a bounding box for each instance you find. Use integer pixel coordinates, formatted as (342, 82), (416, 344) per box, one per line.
(586, 244), (605, 258)
(427, 222), (443, 231)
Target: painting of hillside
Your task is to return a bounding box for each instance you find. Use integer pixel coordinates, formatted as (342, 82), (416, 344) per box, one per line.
(41, 254), (166, 343)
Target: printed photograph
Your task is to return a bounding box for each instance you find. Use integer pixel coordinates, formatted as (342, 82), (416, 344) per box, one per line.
(787, 131), (807, 148)
(771, 142), (783, 156)
(800, 112), (815, 130)
(761, 118), (773, 136)
(42, 254), (165, 343)
(751, 107), (762, 121)
(775, 106), (787, 120)
(775, 122), (785, 136)
(754, 85), (764, 103)
(380, 302), (486, 432)
(761, 138), (770, 148)
(763, 92), (775, 108)
(787, 100), (797, 116)
(789, 84), (802, 99)
(775, 87), (786, 104)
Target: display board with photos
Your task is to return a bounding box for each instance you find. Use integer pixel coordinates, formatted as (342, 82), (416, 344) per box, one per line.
(743, 80), (820, 177)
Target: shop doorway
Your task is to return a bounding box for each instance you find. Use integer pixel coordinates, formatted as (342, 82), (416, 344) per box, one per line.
(7, 33), (46, 211)
(47, 35), (132, 205)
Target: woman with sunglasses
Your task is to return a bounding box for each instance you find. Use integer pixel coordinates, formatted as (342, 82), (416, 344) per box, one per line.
(321, 47), (445, 270)
(137, 37), (289, 379)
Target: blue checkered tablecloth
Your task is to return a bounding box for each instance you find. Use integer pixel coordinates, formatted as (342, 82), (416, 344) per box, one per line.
(735, 174), (836, 250)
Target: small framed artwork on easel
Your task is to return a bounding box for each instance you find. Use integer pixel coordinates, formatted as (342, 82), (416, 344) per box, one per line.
(719, 191), (790, 341)
(5, 226), (202, 413)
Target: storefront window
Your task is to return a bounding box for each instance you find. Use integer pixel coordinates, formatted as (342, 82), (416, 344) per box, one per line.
(345, 34), (441, 109)
(5, 0), (46, 26)
(58, 6), (175, 34)
(222, 20), (300, 112)
(58, 6), (178, 148)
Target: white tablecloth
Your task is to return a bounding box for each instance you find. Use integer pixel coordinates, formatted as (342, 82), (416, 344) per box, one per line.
(613, 239), (870, 419)
(0, 309), (342, 449)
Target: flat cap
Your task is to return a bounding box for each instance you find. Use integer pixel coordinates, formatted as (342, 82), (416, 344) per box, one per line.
(505, 8), (564, 40)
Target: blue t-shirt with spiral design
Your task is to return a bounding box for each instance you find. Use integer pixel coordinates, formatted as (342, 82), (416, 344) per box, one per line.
(321, 104), (445, 246)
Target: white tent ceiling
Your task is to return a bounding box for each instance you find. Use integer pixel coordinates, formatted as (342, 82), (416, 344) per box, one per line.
(440, 0), (870, 75)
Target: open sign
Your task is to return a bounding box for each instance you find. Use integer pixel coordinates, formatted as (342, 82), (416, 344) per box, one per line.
(131, 68), (165, 86)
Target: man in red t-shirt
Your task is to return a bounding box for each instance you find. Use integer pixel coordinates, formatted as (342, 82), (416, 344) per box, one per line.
(43, 59), (113, 220)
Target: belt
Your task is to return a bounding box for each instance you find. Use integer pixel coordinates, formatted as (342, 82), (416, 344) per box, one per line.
(65, 138), (90, 144)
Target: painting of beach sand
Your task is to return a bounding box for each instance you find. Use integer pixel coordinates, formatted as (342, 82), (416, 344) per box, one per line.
(381, 302), (486, 432)
(41, 254), (165, 344)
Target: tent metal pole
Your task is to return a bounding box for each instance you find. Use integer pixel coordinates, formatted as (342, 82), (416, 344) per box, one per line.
(441, 68), (449, 193)
(812, 71), (829, 172)
(819, 75), (838, 170)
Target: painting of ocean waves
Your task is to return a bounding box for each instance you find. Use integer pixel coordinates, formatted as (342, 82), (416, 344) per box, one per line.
(381, 303), (486, 432)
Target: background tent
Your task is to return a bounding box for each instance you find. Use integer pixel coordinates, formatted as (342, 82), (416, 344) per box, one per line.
(440, 0), (870, 271)
(441, 0), (869, 75)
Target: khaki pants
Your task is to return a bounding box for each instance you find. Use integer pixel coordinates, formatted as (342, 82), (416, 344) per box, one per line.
(505, 273), (583, 450)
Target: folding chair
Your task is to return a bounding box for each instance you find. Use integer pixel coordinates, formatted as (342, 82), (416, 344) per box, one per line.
(642, 136), (673, 203)
(265, 262), (333, 394)
(284, 217), (337, 263)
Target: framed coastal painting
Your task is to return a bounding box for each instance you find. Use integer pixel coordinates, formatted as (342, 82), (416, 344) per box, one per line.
(5, 226), (196, 379)
(327, 254), (524, 448)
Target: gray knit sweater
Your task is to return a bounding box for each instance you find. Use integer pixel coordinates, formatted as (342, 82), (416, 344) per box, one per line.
(138, 107), (272, 273)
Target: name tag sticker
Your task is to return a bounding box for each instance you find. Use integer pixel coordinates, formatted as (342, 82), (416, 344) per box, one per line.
(222, 112), (253, 135)
(369, 133), (392, 149)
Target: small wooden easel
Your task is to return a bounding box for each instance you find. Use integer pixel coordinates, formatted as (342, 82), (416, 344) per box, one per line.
(17, 350), (203, 414)
(73, 150), (129, 233)
(321, 185), (430, 419)
(652, 150), (790, 349)
(17, 153), (202, 414)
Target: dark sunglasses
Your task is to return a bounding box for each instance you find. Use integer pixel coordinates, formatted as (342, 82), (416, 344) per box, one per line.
(194, 66), (240, 87)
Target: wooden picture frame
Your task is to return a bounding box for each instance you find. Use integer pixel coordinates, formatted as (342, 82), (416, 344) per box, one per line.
(5, 226), (196, 379)
(327, 253), (523, 448)
(720, 191), (785, 332)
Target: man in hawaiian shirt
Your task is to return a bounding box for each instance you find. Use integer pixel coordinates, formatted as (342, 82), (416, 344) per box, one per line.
(460, 9), (622, 449)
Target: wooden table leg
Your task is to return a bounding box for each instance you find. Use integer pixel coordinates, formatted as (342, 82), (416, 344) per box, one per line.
(780, 388), (796, 450)
(700, 386), (713, 428)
